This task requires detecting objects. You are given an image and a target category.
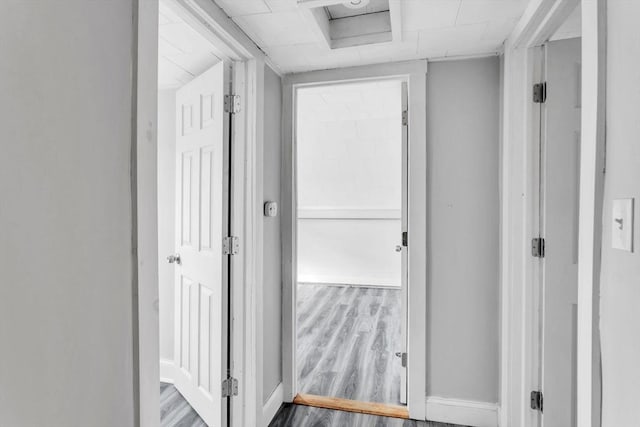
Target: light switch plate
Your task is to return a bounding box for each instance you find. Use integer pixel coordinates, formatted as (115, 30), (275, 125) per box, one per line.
(612, 198), (634, 252)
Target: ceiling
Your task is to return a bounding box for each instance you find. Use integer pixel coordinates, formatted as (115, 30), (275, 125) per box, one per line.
(325, 0), (390, 19)
(158, 2), (221, 88)
(213, 0), (530, 74)
(550, 3), (581, 41)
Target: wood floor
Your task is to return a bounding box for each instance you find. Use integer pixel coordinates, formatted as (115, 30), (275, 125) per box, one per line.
(297, 284), (403, 404)
(161, 382), (469, 427)
(160, 382), (206, 427)
(269, 403), (467, 427)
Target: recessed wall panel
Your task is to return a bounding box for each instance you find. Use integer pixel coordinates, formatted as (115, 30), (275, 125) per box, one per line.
(182, 103), (195, 135)
(179, 276), (193, 374)
(201, 93), (215, 129)
(200, 147), (214, 252)
(181, 152), (194, 246)
(198, 284), (214, 395)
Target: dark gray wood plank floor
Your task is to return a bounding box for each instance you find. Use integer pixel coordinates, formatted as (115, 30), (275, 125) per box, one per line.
(269, 404), (468, 427)
(160, 382), (207, 427)
(297, 284), (403, 404)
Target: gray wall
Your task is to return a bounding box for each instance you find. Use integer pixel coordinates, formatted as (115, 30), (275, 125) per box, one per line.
(600, 2), (640, 424)
(263, 65), (283, 403)
(158, 89), (176, 361)
(0, 1), (136, 425)
(426, 57), (500, 403)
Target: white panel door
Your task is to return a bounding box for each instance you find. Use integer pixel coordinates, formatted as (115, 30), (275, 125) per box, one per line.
(173, 61), (229, 427)
(541, 38), (581, 427)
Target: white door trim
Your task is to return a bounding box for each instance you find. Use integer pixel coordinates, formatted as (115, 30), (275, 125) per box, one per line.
(281, 60), (428, 421)
(500, 1), (605, 426)
(134, 0), (271, 425)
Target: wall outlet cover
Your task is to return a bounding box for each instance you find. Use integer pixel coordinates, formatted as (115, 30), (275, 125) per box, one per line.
(612, 198), (634, 252)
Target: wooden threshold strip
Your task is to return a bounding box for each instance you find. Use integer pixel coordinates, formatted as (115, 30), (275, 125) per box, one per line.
(293, 393), (409, 419)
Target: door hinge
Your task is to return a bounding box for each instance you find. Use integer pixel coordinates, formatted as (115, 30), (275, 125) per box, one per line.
(402, 110), (408, 126)
(224, 95), (241, 114)
(532, 237), (545, 258)
(530, 390), (543, 412)
(533, 82), (547, 103)
(223, 236), (239, 255)
(402, 231), (408, 247)
(395, 352), (407, 367)
(222, 377), (238, 398)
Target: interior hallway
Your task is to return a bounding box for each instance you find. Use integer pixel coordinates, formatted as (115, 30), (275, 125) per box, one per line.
(297, 284), (403, 404)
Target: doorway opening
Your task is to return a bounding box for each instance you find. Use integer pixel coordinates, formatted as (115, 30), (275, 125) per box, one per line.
(534, 4), (582, 426)
(292, 79), (409, 417)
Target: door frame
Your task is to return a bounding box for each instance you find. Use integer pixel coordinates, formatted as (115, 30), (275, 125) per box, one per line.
(500, 0), (606, 426)
(281, 60), (428, 421)
(133, 0), (280, 426)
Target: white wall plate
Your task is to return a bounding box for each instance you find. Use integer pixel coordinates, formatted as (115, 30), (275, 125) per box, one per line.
(612, 198), (634, 252)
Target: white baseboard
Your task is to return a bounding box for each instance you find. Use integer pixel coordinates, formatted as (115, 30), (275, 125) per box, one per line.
(262, 383), (284, 427)
(160, 358), (176, 384)
(425, 396), (499, 427)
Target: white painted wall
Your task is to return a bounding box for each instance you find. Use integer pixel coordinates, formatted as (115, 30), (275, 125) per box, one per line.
(296, 81), (402, 287)
(426, 57), (500, 404)
(0, 1), (136, 425)
(263, 65), (283, 403)
(298, 218), (401, 286)
(158, 89), (176, 362)
(600, 2), (640, 424)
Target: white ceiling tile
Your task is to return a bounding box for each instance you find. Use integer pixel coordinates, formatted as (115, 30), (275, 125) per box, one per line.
(402, 0), (461, 31)
(159, 11), (172, 26)
(159, 37), (184, 56)
(234, 11), (319, 47)
(160, 22), (217, 53)
(169, 52), (220, 76)
(417, 23), (487, 54)
(550, 3), (581, 41)
(214, 0), (271, 17)
(262, 44), (312, 73)
(456, 0), (527, 26)
(354, 32), (418, 64)
(158, 0), (220, 88)
(158, 56), (193, 88)
(264, 0), (304, 12)
(159, 3), (183, 24)
(482, 18), (520, 41)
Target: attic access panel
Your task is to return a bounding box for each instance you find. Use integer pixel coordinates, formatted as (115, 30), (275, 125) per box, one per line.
(325, 0), (390, 19)
(298, 0), (400, 49)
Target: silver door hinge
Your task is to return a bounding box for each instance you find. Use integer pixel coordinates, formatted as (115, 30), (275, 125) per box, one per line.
(224, 95), (241, 114)
(223, 236), (239, 255)
(532, 237), (545, 258)
(402, 110), (408, 126)
(530, 390), (543, 412)
(222, 377), (238, 398)
(533, 82), (547, 103)
(395, 352), (407, 367)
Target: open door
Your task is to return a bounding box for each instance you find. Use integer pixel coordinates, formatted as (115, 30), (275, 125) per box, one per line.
(398, 81), (409, 405)
(540, 38), (581, 427)
(170, 61), (230, 427)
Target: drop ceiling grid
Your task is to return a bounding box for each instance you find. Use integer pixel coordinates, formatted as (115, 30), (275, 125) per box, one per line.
(213, 0), (530, 73)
